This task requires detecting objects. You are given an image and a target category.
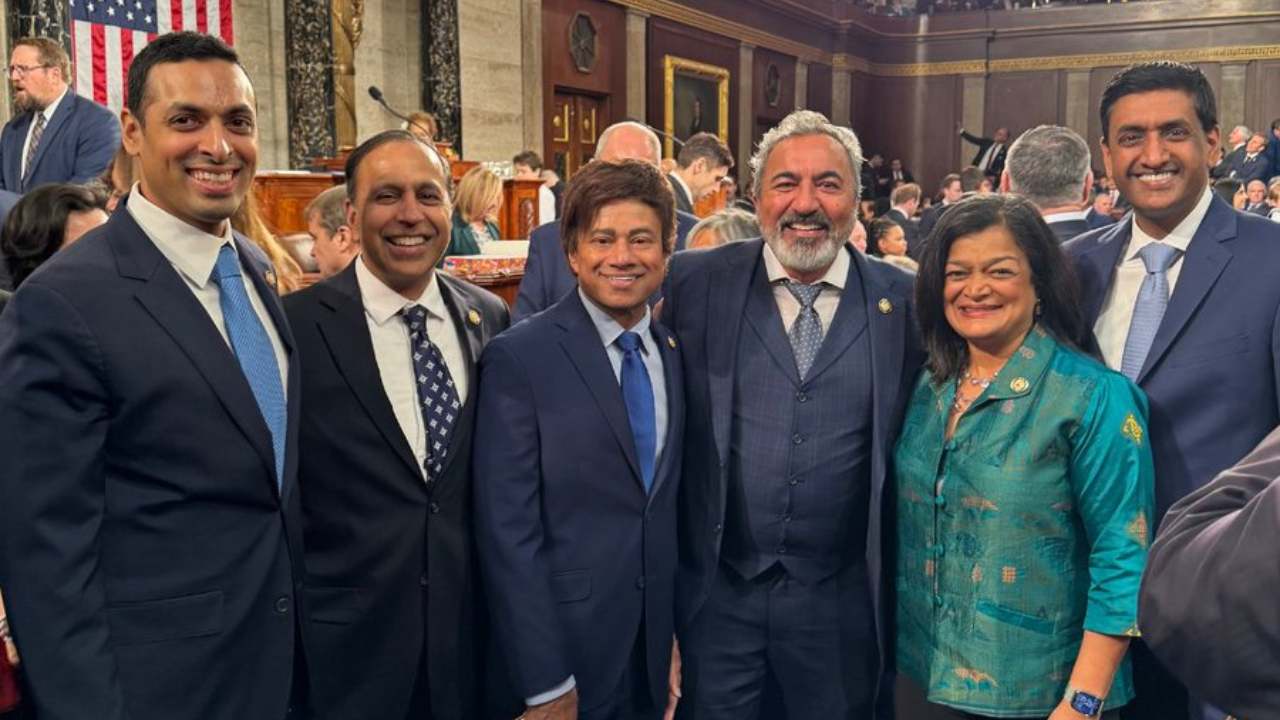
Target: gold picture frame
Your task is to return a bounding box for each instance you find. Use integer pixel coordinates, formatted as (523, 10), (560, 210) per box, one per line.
(663, 55), (730, 159)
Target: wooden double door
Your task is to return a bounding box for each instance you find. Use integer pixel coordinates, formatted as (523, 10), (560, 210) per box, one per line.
(549, 90), (610, 181)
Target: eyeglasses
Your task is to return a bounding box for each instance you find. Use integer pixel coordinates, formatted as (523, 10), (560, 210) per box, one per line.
(8, 64), (51, 79)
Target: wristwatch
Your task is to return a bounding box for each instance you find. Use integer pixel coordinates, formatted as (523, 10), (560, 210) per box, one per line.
(1064, 687), (1105, 717)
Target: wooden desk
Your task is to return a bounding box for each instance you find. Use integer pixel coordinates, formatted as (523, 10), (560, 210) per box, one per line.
(502, 179), (544, 240)
(252, 172), (343, 235)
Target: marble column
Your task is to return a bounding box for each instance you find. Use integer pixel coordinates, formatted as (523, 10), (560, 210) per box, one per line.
(421, 0), (462, 152)
(285, 0), (337, 167)
(521, 0), (544, 153)
(960, 74), (986, 164)
(237, 0), (292, 170)
(795, 59), (808, 111)
(625, 8), (648, 123)
(1064, 69), (1090, 142)
(331, 0), (363, 150)
(1220, 63), (1248, 138)
(737, 43), (753, 181)
(831, 67), (851, 125)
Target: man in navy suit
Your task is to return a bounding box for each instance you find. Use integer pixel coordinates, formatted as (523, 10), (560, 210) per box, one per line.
(1002, 124), (1094, 243)
(475, 159), (684, 720)
(662, 109), (921, 719)
(513, 121), (697, 322)
(0, 37), (119, 192)
(1229, 132), (1270, 184)
(0, 32), (308, 720)
(1065, 60), (1280, 720)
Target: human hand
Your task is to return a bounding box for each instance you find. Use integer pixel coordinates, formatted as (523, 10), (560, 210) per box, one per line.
(1047, 700), (1081, 720)
(664, 640), (682, 720)
(521, 688), (578, 720)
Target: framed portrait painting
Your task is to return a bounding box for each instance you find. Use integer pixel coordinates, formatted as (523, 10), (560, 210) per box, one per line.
(663, 55), (730, 158)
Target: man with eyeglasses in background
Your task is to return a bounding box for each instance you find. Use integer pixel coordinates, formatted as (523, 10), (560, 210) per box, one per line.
(0, 37), (119, 194)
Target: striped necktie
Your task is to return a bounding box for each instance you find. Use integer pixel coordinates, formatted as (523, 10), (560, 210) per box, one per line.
(22, 112), (46, 186)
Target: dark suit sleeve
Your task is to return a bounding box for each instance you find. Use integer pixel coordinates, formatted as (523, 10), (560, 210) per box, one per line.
(514, 229), (550, 322)
(0, 283), (126, 720)
(70, 102), (121, 185)
(1139, 424), (1280, 719)
(959, 130), (987, 148)
(472, 339), (573, 700)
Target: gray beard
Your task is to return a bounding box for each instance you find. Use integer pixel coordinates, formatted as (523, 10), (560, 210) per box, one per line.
(762, 221), (852, 276)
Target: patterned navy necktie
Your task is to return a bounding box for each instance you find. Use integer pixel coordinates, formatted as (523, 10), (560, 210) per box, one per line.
(784, 280), (825, 381)
(402, 305), (460, 483)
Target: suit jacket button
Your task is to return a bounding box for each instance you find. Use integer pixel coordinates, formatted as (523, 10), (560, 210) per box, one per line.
(636, 576), (646, 589)
(429, 502), (441, 514)
(714, 523), (723, 534)
(420, 574), (430, 587)
(275, 596), (291, 614)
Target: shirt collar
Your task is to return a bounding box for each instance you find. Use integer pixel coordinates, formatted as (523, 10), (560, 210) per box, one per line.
(1042, 210), (1088, 223)
(578, 286), (652, 351)
(355, 254), (447, 326)
(38, 88), (67, 124)
(1124, 187), (1213, 262)
(762, 240), (850, 290)
(126, 182), (235, 288)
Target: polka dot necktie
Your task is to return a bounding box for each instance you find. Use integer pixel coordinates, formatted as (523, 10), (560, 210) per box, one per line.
(402, 305), (460, 484)
(784, 280), (825, 381)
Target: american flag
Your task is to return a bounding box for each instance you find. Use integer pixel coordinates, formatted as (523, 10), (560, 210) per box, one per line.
(70, 0), (234, 113)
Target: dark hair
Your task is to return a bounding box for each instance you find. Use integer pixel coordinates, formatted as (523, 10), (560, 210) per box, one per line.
(866, 217), (901, 257)
(959, 166), (985, 193)
(127, 32), (242, 123)
(560, 160), (676, 258)
(677, 132), (734, 171)
(1212, 177), (1243, 204)
(939, 173), (961, 191)
(914, 194), (1084, 382)
(512, 151), (544, 171)
(14, 37), (71, 81)
(344, 130), (451, 202)
(2, 183), (109, 288)
(1100, 62), (1217, 143)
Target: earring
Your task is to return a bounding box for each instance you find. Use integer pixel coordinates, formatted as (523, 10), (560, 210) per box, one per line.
(1034, 298), (1043, 317)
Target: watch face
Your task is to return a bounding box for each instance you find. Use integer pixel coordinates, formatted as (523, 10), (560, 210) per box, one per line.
(1070, 691), (1104, 716)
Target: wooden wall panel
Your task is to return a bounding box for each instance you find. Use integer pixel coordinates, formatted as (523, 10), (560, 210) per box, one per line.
(751, 48), (797, 154)
(541, 0), (628, 157)
(806, 63), (833, 118)
(858, 74), (961, 198)
(985, 72), (1063, 144)
(646, 18), (741, 163)
(1246, 60), (1280, 142)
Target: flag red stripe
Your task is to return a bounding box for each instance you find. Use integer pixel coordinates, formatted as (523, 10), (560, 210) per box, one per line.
(91, 23), (107, 105)
(172, 1), (184, 31)
(120, 32), (134, 108)
(221, 0), (234, 44)
(195, 0), (208, 33)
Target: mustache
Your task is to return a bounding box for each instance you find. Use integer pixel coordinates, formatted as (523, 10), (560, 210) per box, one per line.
(777, 210), (832, 230)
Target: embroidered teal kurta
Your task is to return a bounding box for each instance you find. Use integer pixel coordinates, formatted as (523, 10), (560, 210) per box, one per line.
(895, 326), (1154, 717)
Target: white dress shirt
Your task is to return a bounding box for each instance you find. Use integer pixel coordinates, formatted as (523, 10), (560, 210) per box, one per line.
(1093, 188), (1213, 370)
(127, 183), (288, 393)
(355, 257), (469, 479)
(21, 88), (66, 179)
(1042, 210), (1088, 224)
(763, 241), (849, 335)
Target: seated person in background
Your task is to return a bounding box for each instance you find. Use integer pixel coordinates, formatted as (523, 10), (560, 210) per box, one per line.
(866, 216), (918, 273)
(1269, 181), (1280, 221)
(1085, 190), (1118, 230)
(1230, 132), (1270, 184)
(514, 150), (558, 223)
(686, 207), (759, 250)
(1244, 179), (1269, 216)
(232, 193), (304, 293)
(405, 110), (438, 142)
(99, 143), (137, 212)
(305, 184), (359, 279)
(443, 166), (502, 262)
(1, 182), (108, 289)
(848, 218), (868, 252)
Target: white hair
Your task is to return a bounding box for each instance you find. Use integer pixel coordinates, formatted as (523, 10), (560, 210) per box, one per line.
(749, 110), (863, 200)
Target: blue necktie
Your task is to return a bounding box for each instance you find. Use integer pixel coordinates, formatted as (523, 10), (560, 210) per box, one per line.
(1121, 242), (1181, 381)
(211, 244), (287, 488)
(402, 305), (460, 485)
(784, 280), (824, 381)
(618, 331), (656, 494)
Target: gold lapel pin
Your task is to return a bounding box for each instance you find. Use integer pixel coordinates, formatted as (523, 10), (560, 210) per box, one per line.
(1010, 377), (1029, 392)
(667, 336), (677, 349)
(878, 298), (892, 314)
(264, 269), (277, 288)
(467, 309), (482, 326)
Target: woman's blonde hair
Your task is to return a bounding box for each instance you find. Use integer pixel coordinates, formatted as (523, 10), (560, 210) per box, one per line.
(454, 167), (503, 224)
(232, 193), (304, 294)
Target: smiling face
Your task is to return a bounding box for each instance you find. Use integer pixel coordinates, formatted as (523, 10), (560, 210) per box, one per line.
(349, 140), (451, 299)
(1101, 88), (1218, 239)
(121, 59), (257, 236)
(568, 199), (667, 329)
(756, 133), (857, 283)
(943, 224), (1037, 359)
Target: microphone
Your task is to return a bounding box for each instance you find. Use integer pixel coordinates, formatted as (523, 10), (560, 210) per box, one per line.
(628, 118), (685, 149)
(368, 86), (433, 139)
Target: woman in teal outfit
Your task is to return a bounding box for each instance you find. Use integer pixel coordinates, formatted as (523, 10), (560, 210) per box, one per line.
(896, 195), (1154, 720)
(441, 166), (502, 265)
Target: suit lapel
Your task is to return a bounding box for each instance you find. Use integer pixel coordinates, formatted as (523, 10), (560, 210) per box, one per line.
(111, 213), (279, 490)
(557, 291), (644, 488)
(1138, 198), (1235, 383)
(708, 240), (763, 465)
(434, 274), (487, 480)
(648, 320), (683, 501)
(805, 248), (869, 381)
(5, 114), (30, 189)
(1076, 219), (1132, 331)
(315, 265), (423, 480)
(24, 94), (74, 190)
(742, 255), (800, 383)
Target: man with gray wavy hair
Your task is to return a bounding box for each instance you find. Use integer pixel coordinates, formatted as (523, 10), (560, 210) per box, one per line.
(1002, 124), (1094, 242)
(661, 109), (921, 719)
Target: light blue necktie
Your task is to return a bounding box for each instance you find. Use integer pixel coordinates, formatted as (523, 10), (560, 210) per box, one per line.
(1120, 242), (1181, 381)
(784, 280), (825, 381)
(211, 244), (287, 488)
(618, 331), (656, 494)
